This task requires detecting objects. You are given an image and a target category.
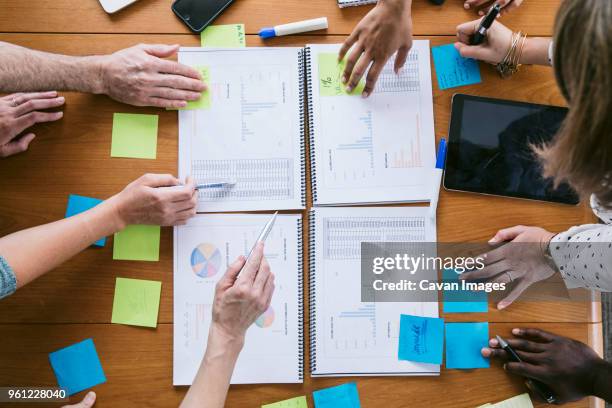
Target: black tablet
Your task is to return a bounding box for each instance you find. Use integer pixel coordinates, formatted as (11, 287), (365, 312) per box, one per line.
(444, 94), (579, 205)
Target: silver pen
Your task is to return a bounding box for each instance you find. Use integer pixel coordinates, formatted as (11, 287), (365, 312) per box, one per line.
(239, 212), (278, 274)
(195, 179), (237, 190)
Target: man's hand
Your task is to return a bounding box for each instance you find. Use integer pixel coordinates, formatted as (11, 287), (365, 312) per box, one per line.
(460, 226), (557, 309)
(98, 44), (206, 109)
(339, 0), (413, 97)
(0, 91), (64, 158)
(464, 0), (524, 16)
(483, 328), (612, 404)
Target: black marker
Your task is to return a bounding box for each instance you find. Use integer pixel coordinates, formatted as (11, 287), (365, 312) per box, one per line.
(470, 4), (501, 45)
(496, 335), (557, 404)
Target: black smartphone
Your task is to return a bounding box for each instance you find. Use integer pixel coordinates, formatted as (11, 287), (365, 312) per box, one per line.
(172, 0), (235, 33)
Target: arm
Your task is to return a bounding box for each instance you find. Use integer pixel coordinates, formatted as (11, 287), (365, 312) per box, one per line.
(0, 42), (205, 109)
(181, 244), (274, 408)
(0, 174), (196, 291)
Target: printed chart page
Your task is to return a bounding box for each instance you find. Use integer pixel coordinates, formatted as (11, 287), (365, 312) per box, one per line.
(174, 214), (303, 384)
(178, 48), (305, 212)
(307, 42), (435, 205)
(309, 207), (438, 376)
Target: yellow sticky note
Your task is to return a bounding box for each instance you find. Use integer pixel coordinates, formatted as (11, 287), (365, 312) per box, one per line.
(201, 24), (246, 47)
(113, 225), (161, 262)
(111, 113), (158, 159)
(318, 53), (365, 97)
(262, 396), (308, 408)
(169, 66), (211, 111)
(491, 394), (534, 408)
(111, 277), (161, 328)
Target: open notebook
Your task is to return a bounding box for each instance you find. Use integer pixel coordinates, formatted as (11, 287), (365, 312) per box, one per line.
(178, 48), (306, 212)
(305, 42), (435, 206)
(173, 214), (303, 384)
(309, 207), (439, 376)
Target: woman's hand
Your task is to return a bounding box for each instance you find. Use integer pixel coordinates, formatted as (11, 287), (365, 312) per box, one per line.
(110, 173), (197, 227)
(460, 225), (557, 309)
(62, 391), (96, 408)
(482, 328), (611, 404)
(210, 243), (275, 344)
(0, 91), (64, 157)
(464, 0), (524, 16)
(339, 0), (413, 97)
(454, 19), (513, 64)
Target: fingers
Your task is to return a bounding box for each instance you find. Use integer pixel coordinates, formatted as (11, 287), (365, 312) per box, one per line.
(12, 111), (63, 136)
(505, 361), (547, 381)
(237, 242), (264, 284)
(139, 173), (179, 188)
(394, 46), (410, 74)
(14, 96), (65, 117)
(512, 327), (556, 343)
(342, 44), (364, 86)
(0, 133), (36, 158)
(363, 60), (384, 97)
(219, 256), (247, 286)
(464, 0), (490, 9)
(497, 280), (530, 310)
(157, 59), (202, 81)
(338, 31), (359, 63)
(489, 225), (529, 244)
(151, 87), (201, 103)
(11, 91), (58, 106)
(346, 52), (371, 93)
(454, 42), (487, 60)
(252, 257), (271, 294)
(460, 258), (507, 281)
(456, 19), (482, 44)
(489, 336), (547, 353)
(146, 97), (187, 109)
(62, 391), (96, 408)
(142, 43), (180, 58)
(155, 74), (206, 93)
(261, 272), (275, 310)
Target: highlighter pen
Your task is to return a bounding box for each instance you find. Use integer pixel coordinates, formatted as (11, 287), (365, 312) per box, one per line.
(428, 138), (447, 220)
(259, 17), (328, 39)
(238, 212), (278, 276)
(496, 335), (557, 404)
(470, 4), (501, 45)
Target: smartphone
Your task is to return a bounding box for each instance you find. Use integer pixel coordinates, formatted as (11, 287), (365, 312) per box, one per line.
(172, 0), (235, 33)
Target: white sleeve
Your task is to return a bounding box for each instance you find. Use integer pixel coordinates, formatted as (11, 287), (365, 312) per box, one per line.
(549, 195), (612, 291)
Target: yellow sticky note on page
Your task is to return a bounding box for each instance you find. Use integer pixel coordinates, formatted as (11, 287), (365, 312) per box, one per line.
(262, 396), (308, 408)
(111, 277), (161, 328)
(318, 53), (365, 97)
(201, 24), (246, 47)
(113, 225), (161, 262)
(110, 113), (158, 159)
(168, 66), (211, 111)
(490, 394), (534, 408)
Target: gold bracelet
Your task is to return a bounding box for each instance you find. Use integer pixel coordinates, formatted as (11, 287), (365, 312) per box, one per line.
(496, 31), (527, 78)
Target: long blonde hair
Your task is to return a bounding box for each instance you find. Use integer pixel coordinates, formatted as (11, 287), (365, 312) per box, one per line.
(536, 0), (612, 207)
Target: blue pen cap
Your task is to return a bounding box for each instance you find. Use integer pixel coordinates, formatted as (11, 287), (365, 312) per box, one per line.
(259, 27), (276, 39)
(435, 138), (447, 169)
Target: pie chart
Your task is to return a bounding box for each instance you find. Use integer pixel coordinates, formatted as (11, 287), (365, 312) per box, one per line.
(190, 243), (222, 278)
(255, 306), (275, 328)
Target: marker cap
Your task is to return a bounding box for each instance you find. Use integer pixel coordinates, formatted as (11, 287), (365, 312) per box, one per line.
(259, 27), (276, 39)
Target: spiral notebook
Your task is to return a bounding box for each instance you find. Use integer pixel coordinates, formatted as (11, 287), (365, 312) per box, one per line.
(173, 214), (304, 384)
(309, 207), (439, 376)
(305, 42), (436, 206)
(178, 48), (306, 212)
(337, 0), (377, 7)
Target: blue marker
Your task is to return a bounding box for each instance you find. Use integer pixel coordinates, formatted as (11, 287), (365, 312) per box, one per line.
(429, 138), (447, 220)
(259, 17), (328, 39)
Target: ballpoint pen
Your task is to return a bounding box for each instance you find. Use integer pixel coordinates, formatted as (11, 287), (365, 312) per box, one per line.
(239, 212), (278, 275)
(429, 138), (447, 220)
(470, 4), (501, 45)
(496, 335), (557, 404)
(195, 179), (237, 190)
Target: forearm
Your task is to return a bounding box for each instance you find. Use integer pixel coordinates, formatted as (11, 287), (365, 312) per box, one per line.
(181, 326), (243, 408)
(593, 360), (612, 402)
(520, 37), (552, 66)
(0, 195), (124, 288)
(381, 0), (412, 10)
(0, 42), (105, 94)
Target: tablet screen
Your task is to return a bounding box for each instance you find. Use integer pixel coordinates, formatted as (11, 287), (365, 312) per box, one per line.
(444, 95), (579, 205)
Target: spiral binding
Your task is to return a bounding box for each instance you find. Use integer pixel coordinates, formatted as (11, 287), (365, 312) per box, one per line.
(296, 217), (304, 381)
(298, 49), (307, 208)
(308, 208), (317, 374)
(304, 46), (318, 205)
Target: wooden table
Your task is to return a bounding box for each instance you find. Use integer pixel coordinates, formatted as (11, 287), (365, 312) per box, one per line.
(0, 1), (604, 407)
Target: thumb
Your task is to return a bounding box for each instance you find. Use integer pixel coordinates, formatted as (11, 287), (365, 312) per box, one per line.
(221, 256), (247, 285)
(489, 225), (528, 244)
(139, 173), (180, 188)
(394, 46), (410, 74)
(456, 19), (482, 43)
(0, 133), (36, 158)
(62, 391), (96, 408)
(142, 44), (180, 58)
(454, 42), (484, 60)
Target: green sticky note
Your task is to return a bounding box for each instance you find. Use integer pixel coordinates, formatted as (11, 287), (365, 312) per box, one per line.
(318, 53), (365, 97)
(262, 396), (308, 408)
(111, 277), (162, 328)
(111, 113), (158, 159)
(201, 24), (246, 47)
(113, 225), (161, 262)
(170, 66), (211, 111)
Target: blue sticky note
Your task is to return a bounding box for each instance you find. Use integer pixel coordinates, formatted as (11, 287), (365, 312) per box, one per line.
(443, 269), (488, 313)
(445, 322), (490, 369)
(65, 194), (105, 247)
(49, 338), (106, 396)
(398, 314), (444, 364)
(313, 382), (361, 408)
(432, 44), (482, 90)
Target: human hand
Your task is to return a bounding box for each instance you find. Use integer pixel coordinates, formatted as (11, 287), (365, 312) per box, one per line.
(99, 44), (206, 109)
(482, 328), (609, 404)
(110, 174), (197, 227)
(339, 0), (413, 97)
(454, 19), (513, 64)
(210, 243), (275, 343)
(0, 92), (64, 157)
(460, 225), (557, 309)
(62, 391), (96, 408)
(463, 0), (524, 17)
